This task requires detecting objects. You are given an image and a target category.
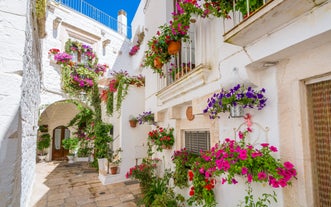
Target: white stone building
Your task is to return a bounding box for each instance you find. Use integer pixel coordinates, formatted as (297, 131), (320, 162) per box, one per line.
(132, 0), (331, 206)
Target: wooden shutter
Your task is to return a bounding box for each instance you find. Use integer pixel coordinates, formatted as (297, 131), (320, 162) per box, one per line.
(185, 131), (210, 154)
(307, 80), (331, 206)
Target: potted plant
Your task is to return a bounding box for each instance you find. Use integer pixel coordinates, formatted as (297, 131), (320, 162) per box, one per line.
(137, 111), (155, 125)
(37, 133), (51, 162)
(129, 115), (138, 128)
(62, 137), (79, 163)
(148, 126), (175, 152)
(107, 148), (122, 174)
(203, 84), (267, 119)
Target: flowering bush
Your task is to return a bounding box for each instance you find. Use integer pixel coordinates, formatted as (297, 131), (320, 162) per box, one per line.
(148, 126), (175, 151)
(203, 84), (267, 119)
(129, 31), (144, 56)
(129, 45), (140, 56)
(172, 148), (198, 188)
(126, 157), (161, 189)
(54, 52), (72, 64)
(137, 111), (155, 125)
(185, 127), (297, 207)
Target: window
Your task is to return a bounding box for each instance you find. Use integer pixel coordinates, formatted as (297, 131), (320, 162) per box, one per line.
(185, 131), (210, 154)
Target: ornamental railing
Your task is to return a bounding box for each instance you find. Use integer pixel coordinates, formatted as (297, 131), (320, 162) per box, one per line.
(157, 31), (196, 91)
(52, 0), (131, 38)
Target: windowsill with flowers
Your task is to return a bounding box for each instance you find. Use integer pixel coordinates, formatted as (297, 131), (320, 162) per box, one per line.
(48, 39), (108, 97)
(173, 115), (297, 207)
(203, 84), (267, 119)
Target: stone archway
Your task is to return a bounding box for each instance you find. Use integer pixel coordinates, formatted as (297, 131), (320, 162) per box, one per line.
(38, 100), (80, 161)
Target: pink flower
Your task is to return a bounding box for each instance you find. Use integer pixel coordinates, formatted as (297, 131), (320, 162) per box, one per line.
(270, 146), (278, 152)
(284, 161), (294, 169)
(261, 143), (269, 147)
(232, 178), (238, 184)
(258, 172), (267, 180)
(247, 174), (252, 183)
(221, 178), (227, 184)
(242, 167), (248, 175)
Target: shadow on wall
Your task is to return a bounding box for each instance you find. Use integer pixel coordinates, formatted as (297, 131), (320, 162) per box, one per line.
(0, 110), (22, 206)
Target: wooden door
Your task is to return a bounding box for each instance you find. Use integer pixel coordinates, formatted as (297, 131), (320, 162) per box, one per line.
(52, 126), (70, 160)
(307, 80), (331, 206)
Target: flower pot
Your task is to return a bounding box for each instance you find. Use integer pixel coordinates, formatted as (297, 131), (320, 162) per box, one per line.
(38, 155), (47, 162)
(230, 105), (244, 118)
(162, 145), (171, 150)
(67, 155), (75, 164)
(167, 41), (181, 55)
(110, 166), (118, 174)
(129, 120), (137, 128)
(153, 57), (163, 69)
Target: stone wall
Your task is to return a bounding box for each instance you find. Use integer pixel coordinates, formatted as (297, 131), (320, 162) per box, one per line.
(0, 0), (40, 206)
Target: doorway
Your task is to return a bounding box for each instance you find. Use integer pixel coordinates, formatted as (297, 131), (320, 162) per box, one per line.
(52, 126), (70, 160)
(307, 79), (331, 206)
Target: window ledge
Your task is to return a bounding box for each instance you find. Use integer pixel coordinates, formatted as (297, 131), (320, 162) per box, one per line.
(157, 64), (211, 104)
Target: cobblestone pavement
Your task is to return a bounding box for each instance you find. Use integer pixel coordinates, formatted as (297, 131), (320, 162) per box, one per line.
(29, 161), (141, 207)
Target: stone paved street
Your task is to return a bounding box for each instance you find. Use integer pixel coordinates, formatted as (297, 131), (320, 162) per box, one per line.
(29, 161), (141, 207)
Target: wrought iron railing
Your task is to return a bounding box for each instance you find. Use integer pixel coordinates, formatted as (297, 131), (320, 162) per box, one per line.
(157, 31), (196, 90)
(223, 0), (271, 33)
(52, 0), (131, 38)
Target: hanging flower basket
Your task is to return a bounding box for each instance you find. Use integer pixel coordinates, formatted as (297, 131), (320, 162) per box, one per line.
(167, 40), (181, 55)
(153, 57), (163, 69)
(230, 105), (244, 118)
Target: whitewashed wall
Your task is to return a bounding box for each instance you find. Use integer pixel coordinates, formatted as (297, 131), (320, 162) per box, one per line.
(136, 0), (331, 206)
(0, 0), (40, 206)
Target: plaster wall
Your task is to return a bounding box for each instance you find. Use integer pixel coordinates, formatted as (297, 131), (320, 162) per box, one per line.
(41, 1), (130, 107)
(0, 0), (40, 206)
(135, 0), (331, 206)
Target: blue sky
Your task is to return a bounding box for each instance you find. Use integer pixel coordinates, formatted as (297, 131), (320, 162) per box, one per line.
(84, 0), (141, 26)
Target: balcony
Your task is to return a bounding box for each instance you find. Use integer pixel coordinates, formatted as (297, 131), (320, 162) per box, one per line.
(223, 0), (327, 46)
(156, 32), (211, 104)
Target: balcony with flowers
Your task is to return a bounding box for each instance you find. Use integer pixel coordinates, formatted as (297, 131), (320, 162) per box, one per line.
(223, 0), (327, 46)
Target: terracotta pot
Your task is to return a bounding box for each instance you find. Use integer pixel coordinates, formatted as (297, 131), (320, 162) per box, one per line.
(110, 166), (118, 174)
(153, 57), (163, 69)
(167, 41), (181, 55)
(162, 145), (171, 150)
(129, 120), (137, 128)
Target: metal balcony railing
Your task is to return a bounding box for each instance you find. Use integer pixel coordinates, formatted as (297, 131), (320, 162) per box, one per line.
(53, 0), (131, 38)
(157, 32), (196, 90)
(223, 0), (271, 33)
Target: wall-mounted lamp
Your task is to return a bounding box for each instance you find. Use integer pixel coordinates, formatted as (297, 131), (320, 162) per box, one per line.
(53, 17), (62, 29)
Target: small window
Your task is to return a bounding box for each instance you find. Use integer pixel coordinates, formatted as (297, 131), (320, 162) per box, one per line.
(185, 131), (210, 154)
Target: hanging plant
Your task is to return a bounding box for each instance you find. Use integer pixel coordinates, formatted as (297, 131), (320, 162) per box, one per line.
(101, 70), (145, 116)
(49, 39), (108, 99)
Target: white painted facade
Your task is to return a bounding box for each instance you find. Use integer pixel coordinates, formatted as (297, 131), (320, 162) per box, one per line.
(132, 0), (331, 206)
(0, 0), (40, 206)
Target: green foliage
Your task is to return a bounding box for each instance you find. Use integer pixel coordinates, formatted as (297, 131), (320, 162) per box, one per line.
(106, 91), (114, 115)
(238, 184), (277, 207)
(67, 101), (94, 129)
(62, 137), (79, 155)
(91, 85), (101, 122)
(37, 133), (51, 155)
(172, 148), (198, 188)
(93, 122), (113, 162)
